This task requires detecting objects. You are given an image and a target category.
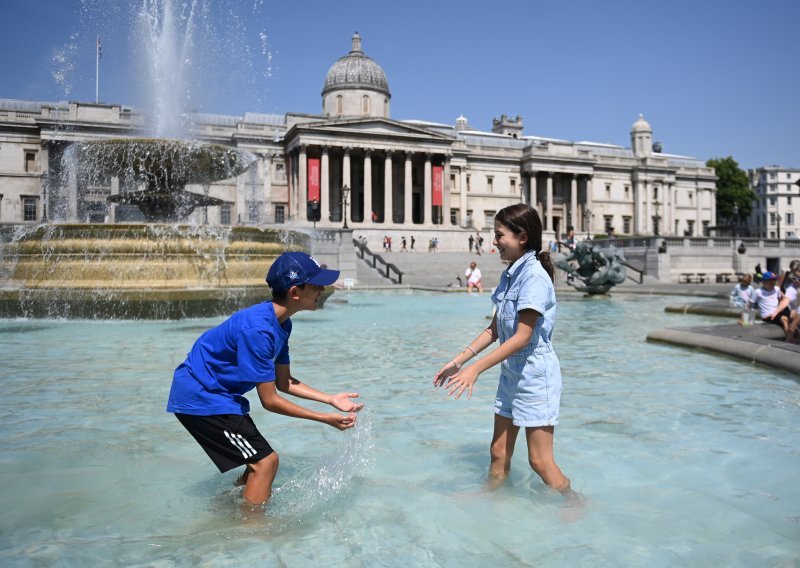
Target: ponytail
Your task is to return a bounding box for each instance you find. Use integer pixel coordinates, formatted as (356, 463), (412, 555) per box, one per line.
(538, 251), (555, 283)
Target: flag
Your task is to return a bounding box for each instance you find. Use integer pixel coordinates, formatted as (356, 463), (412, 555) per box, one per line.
(97, 36), (102, 59)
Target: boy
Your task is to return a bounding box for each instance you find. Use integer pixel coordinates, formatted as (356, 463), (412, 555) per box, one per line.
(748, 271), (790, 333)
(729, 273), (755, 308)
(166, 252), (363, 506)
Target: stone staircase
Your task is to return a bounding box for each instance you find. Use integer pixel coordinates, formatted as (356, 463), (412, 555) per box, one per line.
(355, 248), (507, 289)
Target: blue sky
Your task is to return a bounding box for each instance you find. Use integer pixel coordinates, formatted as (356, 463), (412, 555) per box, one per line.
(2, 0), (798, 169)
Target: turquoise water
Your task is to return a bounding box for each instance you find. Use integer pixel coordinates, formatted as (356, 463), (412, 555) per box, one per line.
(0, 291), (798, 566)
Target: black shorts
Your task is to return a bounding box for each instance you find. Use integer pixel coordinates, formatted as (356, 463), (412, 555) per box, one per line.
(175, 413), (274, 473)
(764, 307), (792, 326)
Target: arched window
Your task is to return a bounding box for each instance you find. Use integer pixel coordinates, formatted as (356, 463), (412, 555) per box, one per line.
(336, 95), (343, 116)
(362, 95), (370, 114)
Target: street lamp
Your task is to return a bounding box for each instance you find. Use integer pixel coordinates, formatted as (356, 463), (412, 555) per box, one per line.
(732, 204), (739, 238)
(653, 200), (661, 236)
(341, 184), (350, 229)
(776, 213), (782, 240)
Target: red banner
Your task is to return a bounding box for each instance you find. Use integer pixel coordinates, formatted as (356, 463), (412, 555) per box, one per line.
(307, 158), (320, 202)
(432, 165), (443, 206)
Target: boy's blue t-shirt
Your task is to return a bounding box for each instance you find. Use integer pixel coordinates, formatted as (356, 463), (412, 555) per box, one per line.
(166, 302), (292, 416)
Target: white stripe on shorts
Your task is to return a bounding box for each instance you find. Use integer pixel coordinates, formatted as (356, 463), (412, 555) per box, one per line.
(224, 430), (254, 459)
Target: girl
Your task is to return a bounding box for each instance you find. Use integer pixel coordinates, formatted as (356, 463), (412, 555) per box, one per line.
(434, 204), (573, 495)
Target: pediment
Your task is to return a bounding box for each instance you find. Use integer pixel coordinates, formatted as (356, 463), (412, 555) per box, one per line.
(293, 117), (454, 141)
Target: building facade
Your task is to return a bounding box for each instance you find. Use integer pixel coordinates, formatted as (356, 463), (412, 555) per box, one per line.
(748, 166), (800, 239)
(0, 33), (716, 243)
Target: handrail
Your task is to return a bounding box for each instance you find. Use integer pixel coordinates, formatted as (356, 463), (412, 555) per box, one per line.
(352, 239), (404, 284)
(621, 261), (645, 284)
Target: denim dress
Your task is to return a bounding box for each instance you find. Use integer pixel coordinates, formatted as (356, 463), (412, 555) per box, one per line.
(490, 250), (563, 427)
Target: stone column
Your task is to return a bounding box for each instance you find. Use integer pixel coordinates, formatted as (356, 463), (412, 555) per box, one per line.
(545, 173), (553, 232)
(459, 167), (467, 227)
(384, 150), (393, 223)
(709, 187), (715, 234)
(423, 154), (432, 225)
(321, 148), (330, 223)
(695, 181), (702, 236)
(343, 148), (351, 226)
(404, 151), (413, 225)
(570, 174), (577, 231)
(298, 146), (308, 222)
(644, 180), (652, 234)
(585, 176), (593, 233)
(363, 150), (373, 224)
(633, 179), (641, 234)
(443, 158), (451, 226)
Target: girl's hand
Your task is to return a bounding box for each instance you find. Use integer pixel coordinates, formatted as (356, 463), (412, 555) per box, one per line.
(330, 392), (364, 412)
(433, 360), (460, 387)
(445, 366), (479, 399)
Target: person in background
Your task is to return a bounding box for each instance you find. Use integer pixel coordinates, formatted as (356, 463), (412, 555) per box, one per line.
(469, 234), (475, 253)
(465, 261), (484, 294)
(748, 271), (790, 334)
(771, 265), (800, 341)
(729, 273), (755, 308)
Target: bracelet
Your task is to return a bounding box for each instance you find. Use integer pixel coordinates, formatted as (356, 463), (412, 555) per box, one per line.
(450, 360), (462, 370)
(482, 327), (497, 340)
(463, 345), (477, 357)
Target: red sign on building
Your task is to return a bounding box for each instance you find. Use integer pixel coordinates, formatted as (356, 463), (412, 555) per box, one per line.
(432, 165), (443, 206)
(307, 158), (320, 202)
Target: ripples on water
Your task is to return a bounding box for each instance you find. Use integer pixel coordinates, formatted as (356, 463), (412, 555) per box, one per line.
(0, 291), (798, 566)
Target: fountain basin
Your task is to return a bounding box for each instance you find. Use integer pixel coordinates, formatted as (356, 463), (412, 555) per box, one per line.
(0, 224), (327, 319)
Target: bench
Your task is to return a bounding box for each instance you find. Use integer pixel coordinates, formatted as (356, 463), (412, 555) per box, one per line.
(715, 273), (736, 283)
(679, 273), (708, 284)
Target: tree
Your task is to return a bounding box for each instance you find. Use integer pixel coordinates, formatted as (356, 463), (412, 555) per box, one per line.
(706, 156), (756, 226)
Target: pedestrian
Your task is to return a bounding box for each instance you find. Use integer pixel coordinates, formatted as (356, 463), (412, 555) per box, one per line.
(166, 252), (364, 508)
(469, 235), (475, 252)
(434, 203), (576, 497)
(748, 271), (791, 333)
(401, 236), (407, 252)
(410, 236), (416, 252)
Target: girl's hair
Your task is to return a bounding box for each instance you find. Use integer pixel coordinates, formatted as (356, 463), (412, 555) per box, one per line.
(495, 203), (555, 282)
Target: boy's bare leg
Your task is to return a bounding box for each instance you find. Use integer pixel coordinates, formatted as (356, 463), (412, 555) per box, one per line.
(488, 415), (520, 490)
(242, 452), (279, 505)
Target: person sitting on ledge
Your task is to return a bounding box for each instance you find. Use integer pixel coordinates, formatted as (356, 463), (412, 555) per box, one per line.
(729, 273), (755, 308)
(748, 271), (791, 334)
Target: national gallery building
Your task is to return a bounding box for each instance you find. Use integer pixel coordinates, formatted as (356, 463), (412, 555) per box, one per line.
(0, 33), (716, 244)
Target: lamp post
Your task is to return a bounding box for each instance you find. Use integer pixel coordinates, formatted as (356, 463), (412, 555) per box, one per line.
(653, 200), (661, 236)
(732, 204), (738, 238)
(341, 184), (350, 229)
(776, 213), (781, 240)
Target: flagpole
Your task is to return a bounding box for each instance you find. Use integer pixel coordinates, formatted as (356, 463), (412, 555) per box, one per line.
(95, 35), (100, 103)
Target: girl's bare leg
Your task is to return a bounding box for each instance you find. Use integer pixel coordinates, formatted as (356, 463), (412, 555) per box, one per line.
(488, 414), (520, 490)
(525, 426), (570, 492)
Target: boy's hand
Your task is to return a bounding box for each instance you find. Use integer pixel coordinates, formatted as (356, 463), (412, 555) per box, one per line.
(326, 412), (357, 431)
(330, 392), (364, 412)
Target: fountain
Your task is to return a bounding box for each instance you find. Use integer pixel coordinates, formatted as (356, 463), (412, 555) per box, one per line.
(0, 0), (310, 319)
(555, 241), (630, 295)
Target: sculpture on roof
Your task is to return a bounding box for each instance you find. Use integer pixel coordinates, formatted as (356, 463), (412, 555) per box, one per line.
(554, 241), (629, 295)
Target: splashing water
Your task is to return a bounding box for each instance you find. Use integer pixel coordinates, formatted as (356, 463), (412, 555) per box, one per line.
(266, 409), (375, 528)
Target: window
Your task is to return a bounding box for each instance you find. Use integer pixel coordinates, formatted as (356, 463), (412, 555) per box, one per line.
(624, 185), (630, 198)
(362, 95), (370, 115)
(274, 205), (285, 224)
(623, 216), (631, 234)
(484, 210), (496, 228)
(220, 204), (231, 225)
(25, 151), (38, 172)
(510, 179), (516, 193)
(336, 95), (343, 116)
(770, 197), (776, 206)
(769, 172), (777, 179)
(788, 196), (792, 205)
(486, 176), (493, 192)
(786, 212), (794, 225)
(466, 209), (474, 228)
(273, 162), (286, 182)
(686, 220), (695, 235)
(770, 213), (776, 225)
(450, 208), (458, 225)
(23, 196), (38, 221)
(605, 183), (611, 197)
(466, 175), (471, 192)
(604, 215), (613, 233)
(702, 220), (710, 236)
(653, 187), (659, 200)
(450, 174), (456, 188)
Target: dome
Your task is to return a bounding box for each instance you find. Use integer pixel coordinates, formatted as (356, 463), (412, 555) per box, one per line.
(322, 33), (390, 97)
(631, 113), (652, 133)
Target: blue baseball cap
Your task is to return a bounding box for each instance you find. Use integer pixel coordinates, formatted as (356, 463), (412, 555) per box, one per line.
(266, 252), (339, 292)
(761, 271), (777, 281)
